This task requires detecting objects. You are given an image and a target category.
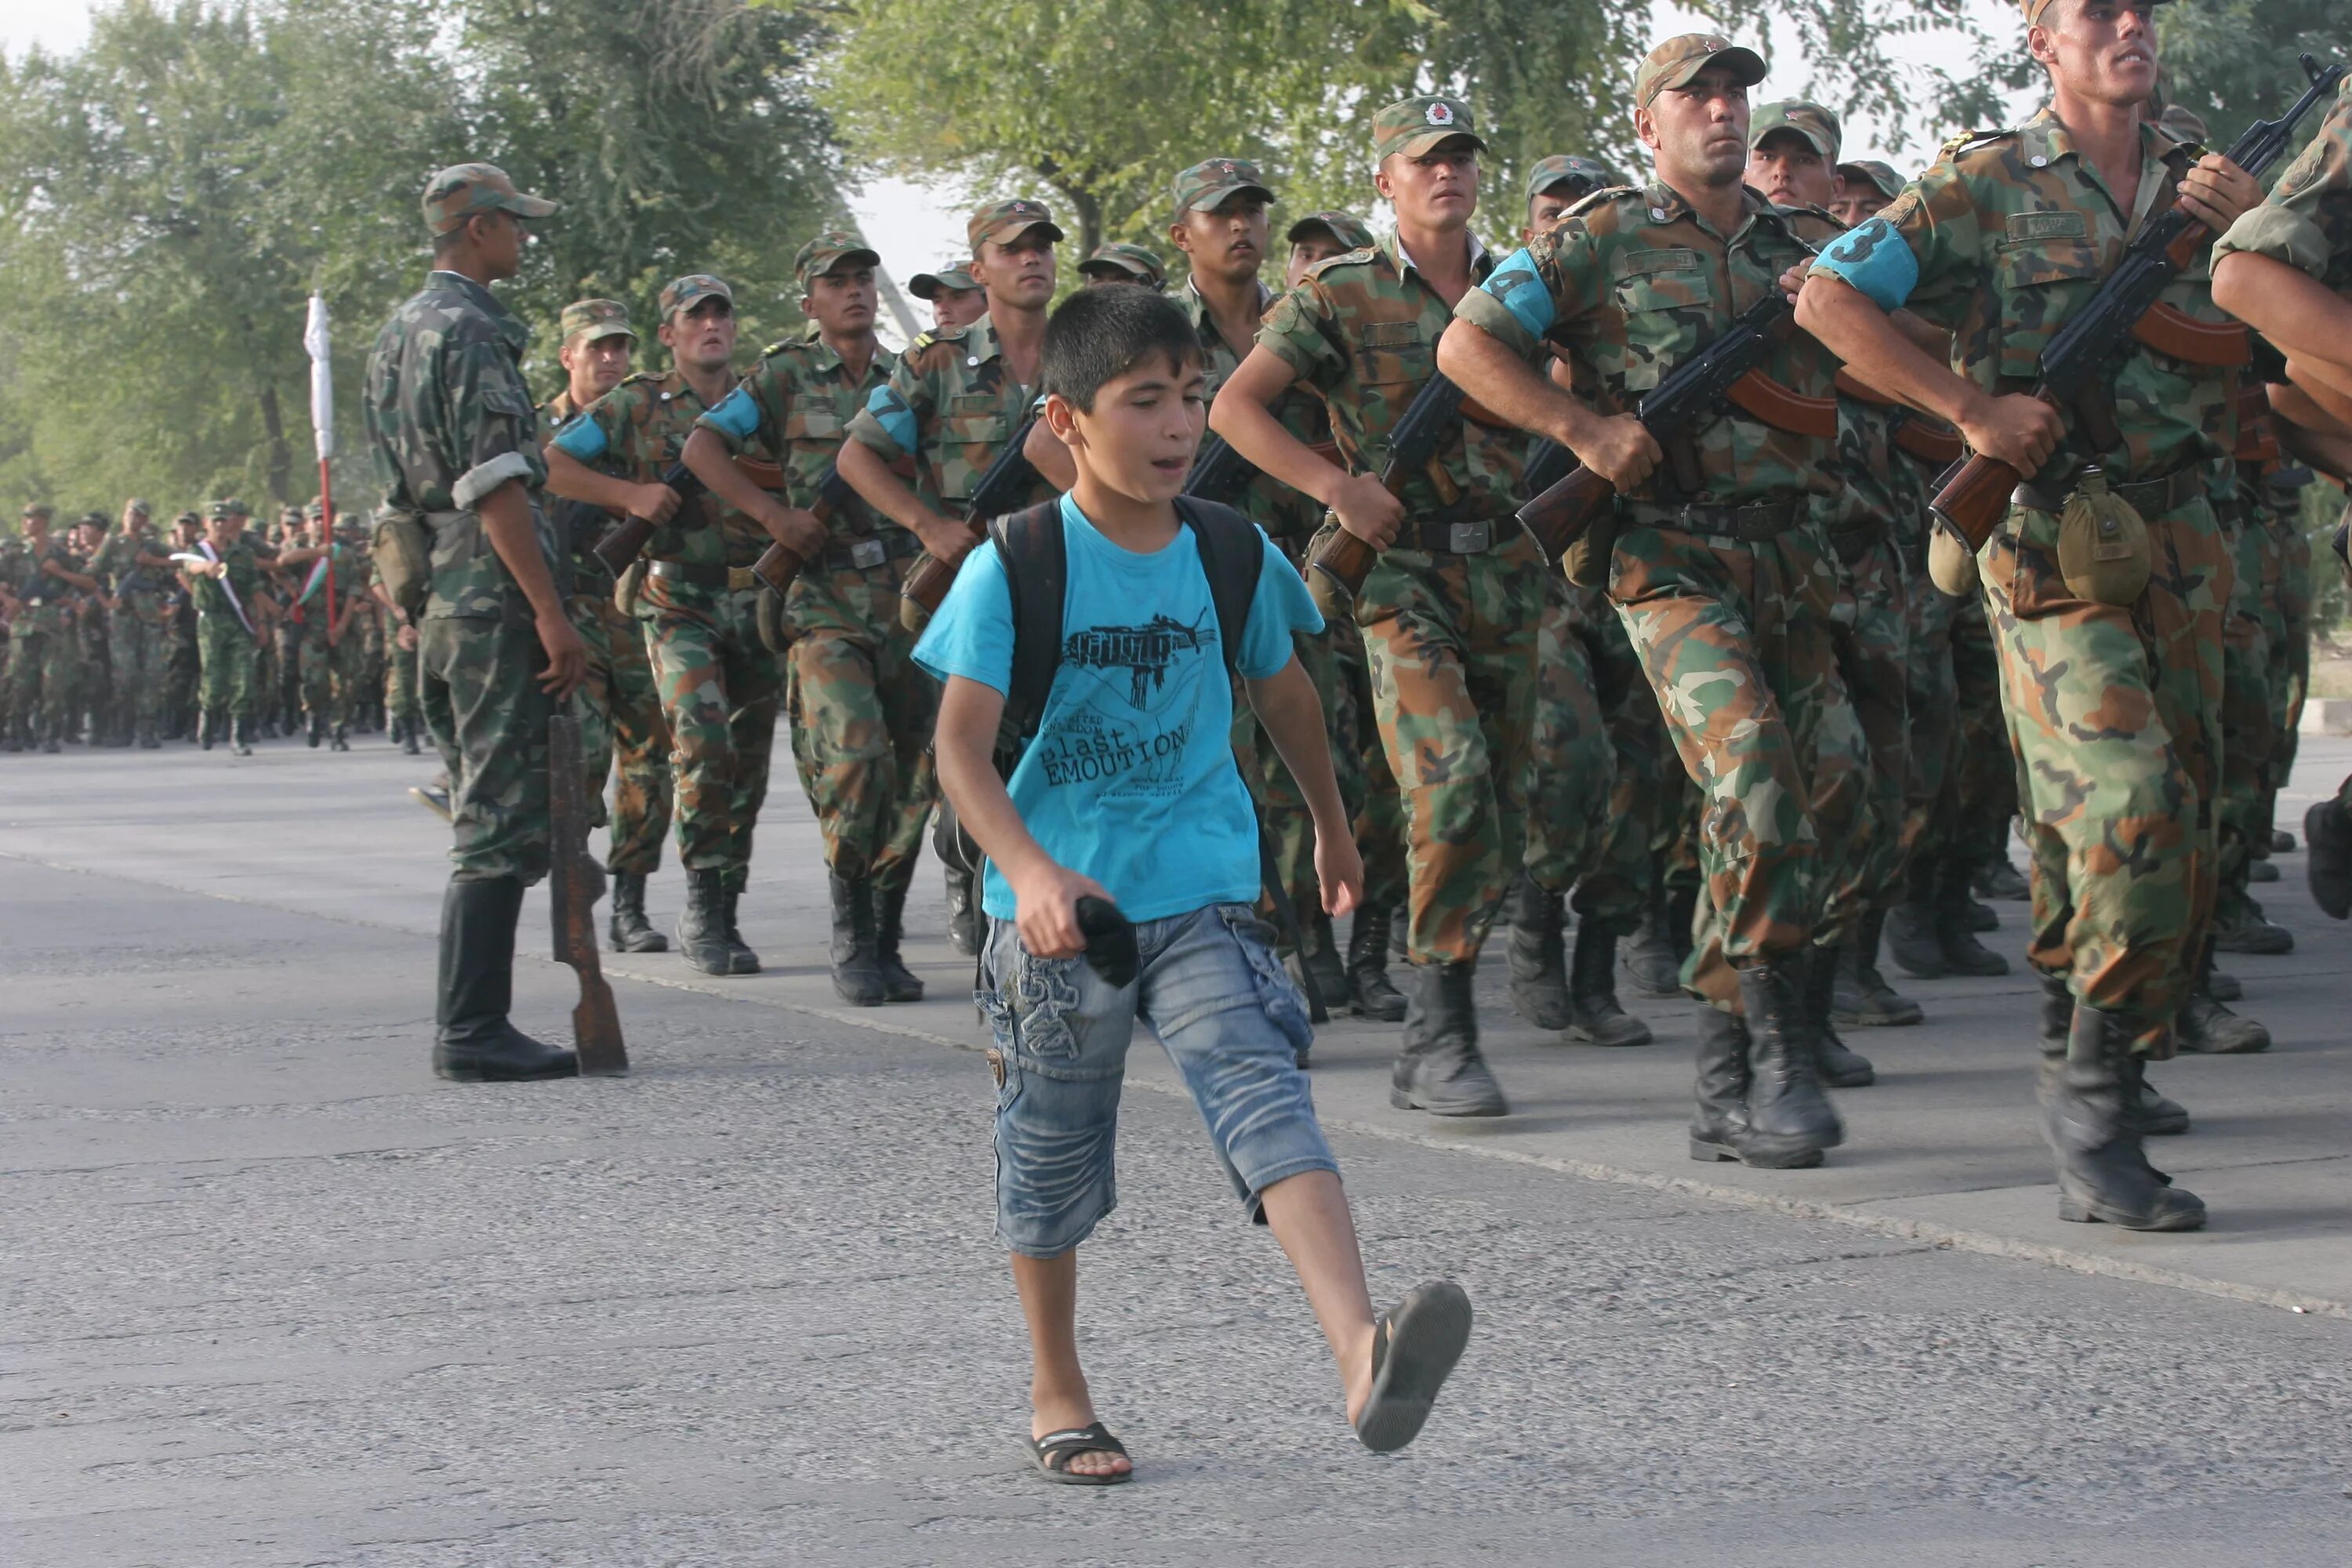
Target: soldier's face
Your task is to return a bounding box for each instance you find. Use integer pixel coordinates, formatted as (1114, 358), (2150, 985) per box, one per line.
(1377, 142), (1480, 229)
(1171, 195), (1269, 282)
(1524, 183), (1590, 244)
(21, 515), (45, 539)
(975, 232), (1058, 310)
(932, 287), (985, 332)
(560, 333), (632, 400)
(802, 267), (877, 338)
(466, 209), (526, 279)
(1831, 188), (1889, 227)
(1044, 350), (1207, 505)
(2033, 1), (2158, 103)
(1748, 132), (1840, 210)
(1639, 68), (1751, 189)
(1285, 237), (1347, 288)
(662, 296), (739, 373)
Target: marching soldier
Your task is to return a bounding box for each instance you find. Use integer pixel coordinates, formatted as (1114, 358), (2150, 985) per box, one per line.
(276, 503), (372, 750)
(365, 161), (584, 1083)
(93, 499), (174, 748)
(3, 504), (94, 753)
(1216, 95), (1541, 1117)
(163, 511), (201, 739)
(1798, 0), (2266, 1227)
(181, 501), (267, 755)
(1438, 36), (1859, 1163)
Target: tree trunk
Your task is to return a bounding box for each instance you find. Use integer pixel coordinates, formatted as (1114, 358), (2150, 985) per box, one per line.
(258, 380), (292, 506)
(1035, 159), (1105, 262)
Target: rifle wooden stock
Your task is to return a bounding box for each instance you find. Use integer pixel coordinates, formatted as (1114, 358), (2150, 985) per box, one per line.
(589, 459), (706, 579)
(2132, 300), (2249, 367)
(1893, 419), (1965, 464)
(549, 712), (626, 1076)
(1303, 527), (1379, 605)
(751, 539), (806, 597)
(1929, 437), (2029, 554)
(1723, 369), (1837, 439)
(2236, 380), (2281, 463)
(1515, 466), (1619, 566)
(898, 523), (985, 628)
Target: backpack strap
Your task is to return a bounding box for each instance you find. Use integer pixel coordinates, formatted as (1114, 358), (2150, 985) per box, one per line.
(989, 498), (1067, 777)
(1172, 496), (1262, 681)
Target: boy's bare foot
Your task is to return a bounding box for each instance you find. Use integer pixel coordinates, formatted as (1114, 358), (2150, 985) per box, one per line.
(1033, 1385), (1131, 1479)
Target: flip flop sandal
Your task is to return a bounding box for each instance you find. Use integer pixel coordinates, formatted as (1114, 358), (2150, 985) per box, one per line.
(1353, 1279), (1472, 1454)
(1026, 1420), (1132, 1486)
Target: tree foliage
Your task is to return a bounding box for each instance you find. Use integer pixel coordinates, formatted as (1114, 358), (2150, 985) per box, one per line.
(2154, 2), (2350, 156)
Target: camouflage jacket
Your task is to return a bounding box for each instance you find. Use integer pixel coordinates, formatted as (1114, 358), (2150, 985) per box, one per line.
(697, 333), (896, 546)
(93, 531), (176, 608)
(1776, 202), (1909, 539)
(553, 367), (766, 572)
(364, 270), (553, 620)
(9, 537), (81, 630)
(1458, 182), (1839, 510)
(1258, 229), (1525, 521)
(1816, 109), (2237, 488)
(845, 312), (1055, 521)
(2213, 72), (2352, 292)
(189, 539), (263, 624)
(1181, 281), (1325, 545)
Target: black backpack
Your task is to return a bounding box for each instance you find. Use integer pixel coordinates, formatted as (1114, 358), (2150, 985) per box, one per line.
(936, 495), (1327, 1018)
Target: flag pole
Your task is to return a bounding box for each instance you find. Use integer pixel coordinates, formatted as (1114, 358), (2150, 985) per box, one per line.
(303, 294), (338, 646)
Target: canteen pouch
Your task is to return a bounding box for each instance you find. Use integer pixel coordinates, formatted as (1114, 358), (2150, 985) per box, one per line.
(2054, 469), (2151, 606)
(1927, 524), (1980, 597)
(371, 506), (433, 621)
(1563, 512), (1620, 589)
(756, 584), (791, 654)
(613, 557), (646, 619)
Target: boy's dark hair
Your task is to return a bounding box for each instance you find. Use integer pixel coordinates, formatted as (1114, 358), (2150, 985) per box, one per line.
(1041, 286), (1202, 413)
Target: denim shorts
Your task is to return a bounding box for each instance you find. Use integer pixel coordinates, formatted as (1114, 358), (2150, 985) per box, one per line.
(977, 902), (1336, 1258)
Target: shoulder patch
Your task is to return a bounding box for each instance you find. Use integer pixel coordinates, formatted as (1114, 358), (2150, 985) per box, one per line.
(760, 338), (804, 358)
(618, 370), (660, 387)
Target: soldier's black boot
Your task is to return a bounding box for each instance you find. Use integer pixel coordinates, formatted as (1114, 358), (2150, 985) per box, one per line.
(1934, 859), (2009, 975)
(2210, 886), (2295, 955)
(1296, 910), (1350, 1014)
(942, 862), (982, 957)
(1389, 961), (1508, 1117)
(720, 880), (760, 974)
(675, 869), (735, 976)
(1568, 922), (1652, 1047)
(873, 869), (924, 1003)
(197, 710), (216, 751)
(432, 877), (579, 1083)
(1622, 883), (1691, 997)
(2037, 971), (2188, 1134)
(230, 717), (254, 757)
(1802, 945), (1875, 1088)
(1689, 1006), (1784, 1166)
(827, 873), (887, 1007)
(1884, 855), (1946, 978)
(307, 716), (324, 748)
(1732, 955), (1843, 1164)
(1506, 872), (1572, 1031)
(2042, 1004), (2205, 1230)
(330, 724), (350, 752)
(605, 870), (669, 953)
(2173, 953), (2270, 1055)
(2205, 964), (2241, 1002)
(1833, 908), (1923, 1026)
(137, 719), (160, 750)
(1346, 900), (1407, 1022)
(2307, 797), (2352, 920)
(40, 720), (61, 754)
(401, 717), (422, 757)
(1973, 858), (2028, 902)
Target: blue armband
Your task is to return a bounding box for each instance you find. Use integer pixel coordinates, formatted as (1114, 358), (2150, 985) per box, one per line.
(699, 385), (762, 444)
(548, 413), (608, 463)
(863, 385), (919, 453)
(1480, 249), (1557, 340)
(1809, 217), (1919, 313)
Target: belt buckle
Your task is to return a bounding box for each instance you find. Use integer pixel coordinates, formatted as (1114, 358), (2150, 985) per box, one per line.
(850, 538), (887, 569)
(1448, 520), (1492, 554)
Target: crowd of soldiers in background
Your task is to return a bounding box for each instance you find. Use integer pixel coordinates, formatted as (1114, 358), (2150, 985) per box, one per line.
(0, 498), (421, 759)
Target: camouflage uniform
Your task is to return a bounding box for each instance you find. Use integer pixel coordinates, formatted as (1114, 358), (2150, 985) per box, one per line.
(293, 538), (372, 739)
(71, 520), (114, 742)
(188, 514), (264, 741)
(5, 515), (87, 749)
(93, 513), (174, 745)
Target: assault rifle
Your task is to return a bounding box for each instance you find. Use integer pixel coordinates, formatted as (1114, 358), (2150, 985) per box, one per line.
(1930, 53), (2350, 550)
(1514, 292), (1824, 563)
(1185, 431), (1345, 506)
(587, 460), (705, 578)
(1300, 372), (1469, 604)
(749, 459), (853, 596)
(898, 413), (1042, 624)
(550, 710), (627, 1076)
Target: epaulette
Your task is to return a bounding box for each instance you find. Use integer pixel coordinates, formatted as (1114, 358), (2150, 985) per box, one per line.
(924, 321), (974, 343)
(1563, 185), (1637, 220)
(1939, 128), (2011, 161)
(906, 330), (937, 355)
(618, 370), (661, 387)
(1305, 246), (1377, 279)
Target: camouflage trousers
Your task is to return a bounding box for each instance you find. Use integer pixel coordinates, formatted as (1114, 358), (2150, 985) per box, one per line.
(1231, 607), (1363, 913)
(785, 561), (938, 887)
(1983, 496), (2230, 1038)
(196, 612), (258, 720)
(166, 617), (199, 735)
(109, 605), (170, 732)
(2266, 496), (2312, 829)
(638, 575), (779, 877)
(1905, 580), (2014, 871)
(387, 633), (421, 731)
(1815, 525), (1913, 944)
(419, 613), (554, 884)
(1332, 619), (1409, 910)
(1608, 519), (1859, 1011)
(573, 594), (672, 877)
(2215, 503), (2274, 907)
(76, 619), (111, 735)
(1522, 576), (1610, 898)
(5, 617), (80, 739)
(1349, 525), (1543, 966)
(297, 624), (369, 729)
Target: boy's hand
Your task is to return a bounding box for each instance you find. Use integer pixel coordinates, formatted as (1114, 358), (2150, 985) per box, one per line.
(1314, 829), (1365, 919)
(1011, 861), (1115, 958)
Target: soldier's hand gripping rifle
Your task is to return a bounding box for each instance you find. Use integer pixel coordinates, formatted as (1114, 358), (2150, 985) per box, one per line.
(1299, 373), (1469, 606)
(1513, 292), (1827, 568)
(748, 459), (854, 597)
(550, 710), (627, 1076)
(585, 460), (706, 578)
(1930, 53), (2350, 551)
(898, 413), (1043, 624)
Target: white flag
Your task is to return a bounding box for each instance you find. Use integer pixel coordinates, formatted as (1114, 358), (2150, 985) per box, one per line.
(304, 293), (335, 463)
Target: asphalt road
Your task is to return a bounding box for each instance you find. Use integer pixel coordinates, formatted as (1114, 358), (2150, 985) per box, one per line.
(4, 731), (2350, 1566)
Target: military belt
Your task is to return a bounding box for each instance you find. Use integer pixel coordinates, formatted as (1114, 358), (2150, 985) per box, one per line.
(1621, 497), (1803, 541)
(647, 559), (762, 593)
(1398, 514), (1515, 554)
(2011, 466), (2206, 517)
(820, 530), (921, 573)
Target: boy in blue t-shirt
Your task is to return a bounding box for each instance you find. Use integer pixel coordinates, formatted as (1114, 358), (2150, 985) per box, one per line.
(918, 287), (1472, 1484)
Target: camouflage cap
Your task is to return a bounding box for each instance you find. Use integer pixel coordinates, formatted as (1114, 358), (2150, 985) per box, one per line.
(209, 499), (251, 520)
(1635, 34), (1767, 110)
(1837, 159), (1905, 201)
(968, 198), (1064, 252)
(1750, 100), (1841, 162)
(125, 496), (151, 517)
(2024, 0), (2174, 22)
(558, 298), (635, 347)
(1526, 154), (1628, 202)
(658, 274), (733, 320)
(1284, 211), (1377, 250)
(1078, 242), (1169, 289)
(1372, 96), (1486, 162)
(20, 503), (50, 520)
(793, 233), (880, 290)
(1171, 156), (1274, 218)
(79, 510), (110, 528)
(174, 510), (201, 526)
(907, 260), (981, 299)
(420, 162), (557, 236)
(306, 501), (327, 519)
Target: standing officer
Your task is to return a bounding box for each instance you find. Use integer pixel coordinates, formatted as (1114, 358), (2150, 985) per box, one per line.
(4, 504), (93, 753)
(539, 298), (675, 955)
(70, 512), (114, 744)
(687, 238), (927, 1001)
(554, 274), (777, 978)
(1438, 35), (1858, 1166)
(840, 198), (1063, 956)
(1798, 0), (2263, 1228)
(365, 162), (585, 1084)
(94, 499), (174, 748)
(1216, 95), (1540, 1118)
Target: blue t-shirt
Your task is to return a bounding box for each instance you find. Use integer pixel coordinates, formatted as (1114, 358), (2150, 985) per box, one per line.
(914, 492), (1323, 922)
